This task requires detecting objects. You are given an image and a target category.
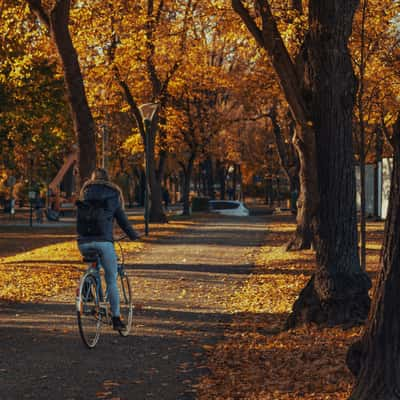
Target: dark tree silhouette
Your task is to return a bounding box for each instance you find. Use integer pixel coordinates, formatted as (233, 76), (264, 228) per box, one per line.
(347, 117), (400, 400)
(233, 0), (371, 327)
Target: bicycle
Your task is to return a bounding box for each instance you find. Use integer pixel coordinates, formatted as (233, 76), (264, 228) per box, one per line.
(76, 236), (133, 349)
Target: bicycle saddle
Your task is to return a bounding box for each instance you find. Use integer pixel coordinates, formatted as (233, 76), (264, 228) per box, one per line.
(82, 249), (101, 262)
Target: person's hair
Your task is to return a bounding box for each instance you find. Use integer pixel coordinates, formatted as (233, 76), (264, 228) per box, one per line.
(91, 167), (109, 181)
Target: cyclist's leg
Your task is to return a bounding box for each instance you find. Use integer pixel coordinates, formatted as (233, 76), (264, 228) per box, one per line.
(97, 242), (120, 317)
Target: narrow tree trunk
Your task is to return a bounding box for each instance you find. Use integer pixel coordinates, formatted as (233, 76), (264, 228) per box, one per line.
(216, 161), (226, 200)
(148, 122), (167, 222)
(181, 155), (195, 216)
(347, 118), (400, 400)
(286, 124), (317, 251)
(137, 167), (145, 207)
(149, 176), (165, 222)
(287, 0), (371, 327)
(27, 0), (96, 183)
(232, 164), (238, 200)
(373, 127), (383, 219)
(204, 157), (215, 199)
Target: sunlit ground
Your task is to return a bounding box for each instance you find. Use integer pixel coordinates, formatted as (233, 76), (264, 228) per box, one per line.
(0, 213), (385, 399)
(0, 210), (201, 303)
(196, 218), (384, 400)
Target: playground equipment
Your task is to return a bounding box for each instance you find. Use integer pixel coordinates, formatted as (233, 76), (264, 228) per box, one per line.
(48, 149), (78, 216)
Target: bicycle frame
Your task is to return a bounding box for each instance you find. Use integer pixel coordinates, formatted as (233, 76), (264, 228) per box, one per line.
(76, 236), (133, 348)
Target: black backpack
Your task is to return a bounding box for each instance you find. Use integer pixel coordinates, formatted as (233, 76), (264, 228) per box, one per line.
(76, 199), (109, 236)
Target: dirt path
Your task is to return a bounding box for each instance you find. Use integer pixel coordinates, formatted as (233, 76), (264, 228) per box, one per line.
(0, 216), (267, 400)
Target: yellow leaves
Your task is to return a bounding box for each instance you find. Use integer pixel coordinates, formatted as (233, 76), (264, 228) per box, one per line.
(0, 241), (83, 302)
(122, 133), (144, 155)
(0, 235), (143, 303)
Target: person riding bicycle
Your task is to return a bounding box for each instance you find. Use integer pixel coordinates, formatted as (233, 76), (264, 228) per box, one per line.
(77, 167), (139, 331)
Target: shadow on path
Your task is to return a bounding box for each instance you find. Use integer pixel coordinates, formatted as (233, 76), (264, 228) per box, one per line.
(0, 215), (270, 400)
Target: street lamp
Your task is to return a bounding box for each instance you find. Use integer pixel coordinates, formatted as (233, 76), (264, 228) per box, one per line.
(138, 102), (159, 236)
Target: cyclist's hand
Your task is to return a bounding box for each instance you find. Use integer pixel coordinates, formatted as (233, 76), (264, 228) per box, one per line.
(131, 232), (141, 241)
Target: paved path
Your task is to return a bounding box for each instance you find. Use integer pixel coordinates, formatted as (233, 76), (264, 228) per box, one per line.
(0, 216), (266, 400)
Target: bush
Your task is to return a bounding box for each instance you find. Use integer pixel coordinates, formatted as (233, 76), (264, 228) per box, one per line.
(191, 196), (210, 212)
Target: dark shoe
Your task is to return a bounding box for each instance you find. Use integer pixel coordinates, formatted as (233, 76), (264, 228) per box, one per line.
(112, 316), (126, 331)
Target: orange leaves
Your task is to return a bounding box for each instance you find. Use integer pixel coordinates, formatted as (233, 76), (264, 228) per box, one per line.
(195, 220), (361, 400)
(196, 218), (386, 399)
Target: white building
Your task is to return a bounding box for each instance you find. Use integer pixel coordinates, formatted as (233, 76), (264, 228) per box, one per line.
(355, 158), (393, 219)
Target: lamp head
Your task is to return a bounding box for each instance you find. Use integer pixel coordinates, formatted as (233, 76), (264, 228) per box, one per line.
(139, 103), (159, 121)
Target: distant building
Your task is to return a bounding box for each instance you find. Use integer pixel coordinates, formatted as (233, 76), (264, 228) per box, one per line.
(356, 158), (392, 219)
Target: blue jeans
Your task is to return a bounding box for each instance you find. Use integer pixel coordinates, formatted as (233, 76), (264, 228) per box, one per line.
(78, 241), (120, 317)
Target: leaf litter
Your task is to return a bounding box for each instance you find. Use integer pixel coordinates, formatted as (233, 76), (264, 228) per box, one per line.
(0, 238), (142, 302)
(196, 218), (383, 400)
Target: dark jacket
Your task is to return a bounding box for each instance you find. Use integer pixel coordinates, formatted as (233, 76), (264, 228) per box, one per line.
(77, 180), (137, 243)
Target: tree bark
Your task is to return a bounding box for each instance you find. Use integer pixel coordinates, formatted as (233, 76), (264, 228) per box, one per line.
(27, 0), (96, 183)
(347, 117), (400, 400)
(148, 119), (167, 223)
(287, 0), (371, 327)
(233, 0), (371, 327)
(268, 105), (309, 250)
(286, 124), (316, 251)
(373, 127), (383, 219)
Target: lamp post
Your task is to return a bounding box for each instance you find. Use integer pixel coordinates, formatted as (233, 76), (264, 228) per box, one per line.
(138, 103), (159, 236)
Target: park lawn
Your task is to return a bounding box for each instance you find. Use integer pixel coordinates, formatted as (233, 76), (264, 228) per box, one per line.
(197, 217), (383, 400)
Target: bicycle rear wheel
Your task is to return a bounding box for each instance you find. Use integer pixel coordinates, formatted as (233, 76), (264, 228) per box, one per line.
(118, 272), (133, 337)
(77, 273), (102, 348)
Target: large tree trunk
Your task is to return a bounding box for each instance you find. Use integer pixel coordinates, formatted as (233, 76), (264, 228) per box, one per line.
(287, 0), (371, 327)
(347, 119), (400, 399)
(27, 0), (96, 184)
(234, 0), (371, 327)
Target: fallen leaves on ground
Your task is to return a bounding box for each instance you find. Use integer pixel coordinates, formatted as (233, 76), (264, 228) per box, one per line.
(196, 217), (384, 400)
(0, 237), (143, 303)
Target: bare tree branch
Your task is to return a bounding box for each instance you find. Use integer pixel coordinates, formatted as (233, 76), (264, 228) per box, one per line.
(26, 0), (50, 28)
(231, 0), (264, 48)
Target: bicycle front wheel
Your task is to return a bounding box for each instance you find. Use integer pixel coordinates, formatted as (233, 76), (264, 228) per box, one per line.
(77, 273), (102, 348)
(118, 272), (133, 337)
